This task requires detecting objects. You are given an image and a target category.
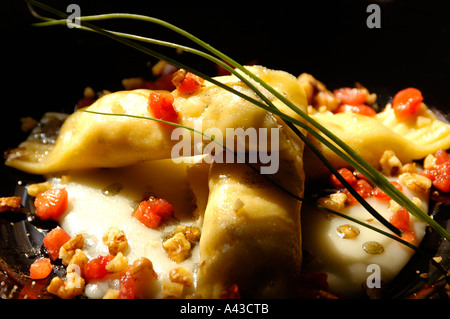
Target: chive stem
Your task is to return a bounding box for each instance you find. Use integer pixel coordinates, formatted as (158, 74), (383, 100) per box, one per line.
(80, 109), (449, 282)
(27, 0), (450, 242)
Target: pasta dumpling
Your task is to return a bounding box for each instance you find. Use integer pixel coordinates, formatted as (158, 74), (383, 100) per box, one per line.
(304, 103), (450, 178)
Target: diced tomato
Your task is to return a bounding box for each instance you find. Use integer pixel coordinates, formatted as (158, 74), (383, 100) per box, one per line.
(175, 72), (204, 95)
(354, 179), (373, 198)
(119, 272), (136, 299)
(434, 149), (450, 164)
(335, 104), (376, 116)
(148, 92), (178, 127)
(389, 207), (411, 232)
(134, 197), (173, 229)
(334, 87), (368, 105)
(43, 227), (71, 260)
(29, 258), (52, 280)
(392, 87), (423, 120)
(83, 255), (114, 282)
(421, 149), (450, 193)
(353, 170), (371, 182)
(420, 169), (436, 181)
(329, 168), (357, 189)
(344, 179), (374, 205)
(34, 188), (68, 220)
(219, 283), (241, 299)
(399, 230), (415, 241)
(432, 163), (450, 193)
(373, 181), (404, 201)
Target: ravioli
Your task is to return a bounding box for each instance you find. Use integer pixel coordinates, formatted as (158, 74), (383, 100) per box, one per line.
(376, 103), (450, 153)
(6, 65), (308, 298)
(5, 66), (307, 175)
(304, 104), (450, 178)
(197, 120), (305, 298)
(6, 90), (176, 174)
(197, 162), (303, 298)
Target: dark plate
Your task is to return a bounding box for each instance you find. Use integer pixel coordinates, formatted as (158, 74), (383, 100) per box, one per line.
(1, 0), (449, 299)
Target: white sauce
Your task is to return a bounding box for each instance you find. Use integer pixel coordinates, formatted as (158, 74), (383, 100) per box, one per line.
(48, 159), (203, 298)
(47, 157), (427, 298)
(302, 176), (428, 297)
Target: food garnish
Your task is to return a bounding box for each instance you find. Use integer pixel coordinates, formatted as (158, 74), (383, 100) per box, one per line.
(1, 0), (447, 299)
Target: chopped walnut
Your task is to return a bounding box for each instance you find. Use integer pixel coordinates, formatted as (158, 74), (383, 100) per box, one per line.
(129, 257), (158, 282)
(423, 154), (437, 169)
(297, 73), (340, 111)
(317, 192), (348, 212)
(47, 272), (85, 299)
(389, 195), (422, 213)
(161, 280), (184, 299)
(388, 200), (402, 213)
(400, 162), (418, 174)
(169, 267), (193, 287)
(172, 225), (201, 244)
(102, 227), (128, 255)
(163, 232), (191, 263)
(66, 249), (88, 277)
(59, 234), (85, 266)
(0, 196), (21, 213)
(172, 69), (187, 88)
(26, 182), (52, 197)
(380, 150), (402, 176)
(399, 172), (432, 193)
(315, 91), (341, 112)
(105, 252), (128, 274)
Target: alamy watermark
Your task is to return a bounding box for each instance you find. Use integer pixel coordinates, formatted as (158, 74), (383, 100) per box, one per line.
(366, 263), (382, 289)
(366, 4), (381, 29)
(170, 122), (280, 175)
(66, 4), (81, 29)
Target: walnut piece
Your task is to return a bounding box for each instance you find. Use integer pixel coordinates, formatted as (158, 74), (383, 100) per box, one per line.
(399, 172), (432, 193)
(317, 192), (348, 212)
(47, 272), (85, 299)
(379, 150), (402, 176)
(0, 196), (22, 213)
(102, 227), (128, 255)
(59, 234), (85, 266)
(163, 232), (191, 263)
(169, 267), (193, 287)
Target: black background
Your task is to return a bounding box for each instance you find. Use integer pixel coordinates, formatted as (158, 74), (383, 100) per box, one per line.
(0, 0), (449, 306)
(2, 0), (450, 150)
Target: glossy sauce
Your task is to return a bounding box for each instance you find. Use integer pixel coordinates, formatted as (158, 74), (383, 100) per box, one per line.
(302, 176), (428, 297)
(49, 159), (204, 298)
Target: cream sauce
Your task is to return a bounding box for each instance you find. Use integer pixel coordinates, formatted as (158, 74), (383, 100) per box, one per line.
(48, 158), (205, 298)
(302, 176), (428, 297)
(48, 159), (427, 298)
